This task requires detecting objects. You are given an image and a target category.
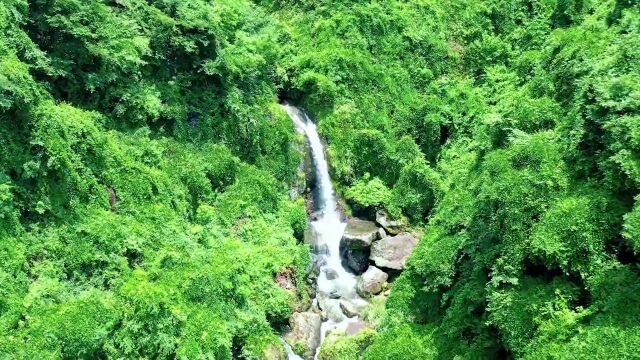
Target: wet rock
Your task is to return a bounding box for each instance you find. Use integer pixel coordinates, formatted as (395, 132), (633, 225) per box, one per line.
(309, 210), (321, 222)
(284, 312), (322, 360)
(289, 147), (307, 201)
(346, 320), (372, 336)
(326, 307), (346, 323)
(306, 255), (324, 284)
(357, 266), (388, 297)
(375, 210), (406, 235)
(317, 292), (329, 309)
(303, 144), (317, 196)
(324, 268), (338, 280)
(370, 233), (418, 270)
(344, 248), (370, 274)
(318, 296), (345, 323)
(339, 300), (359, 318)
(341, 218), (380, 249)
(305, 225), (328, 254)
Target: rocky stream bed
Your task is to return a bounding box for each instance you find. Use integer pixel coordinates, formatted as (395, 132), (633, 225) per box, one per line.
(281, 104), (419, 359)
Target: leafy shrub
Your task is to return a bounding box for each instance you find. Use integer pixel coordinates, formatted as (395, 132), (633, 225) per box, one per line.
(345, 174), (391, 215)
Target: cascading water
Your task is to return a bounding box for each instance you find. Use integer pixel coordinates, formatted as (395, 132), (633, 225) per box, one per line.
(282, 104), (368, 359)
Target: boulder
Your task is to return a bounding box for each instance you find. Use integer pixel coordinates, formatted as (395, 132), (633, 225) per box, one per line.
(284, 312), (322, 360)
(339, 300), (359, 318)
(375, 210), (406, 235)
(317, 294), (345, 323)
(346, 320), (372, 336)
(356, 266), (388, 297)
(341, 218), (380, 249)
(344, 248), (370, 274)
(370, 233), (418, 270)
(324, 268), (338, 280)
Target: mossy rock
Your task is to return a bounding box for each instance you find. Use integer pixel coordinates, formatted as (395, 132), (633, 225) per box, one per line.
(318, 329), (377, 360)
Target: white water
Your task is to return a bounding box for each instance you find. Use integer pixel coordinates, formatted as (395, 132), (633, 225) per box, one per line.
(282, 104), (367, 359)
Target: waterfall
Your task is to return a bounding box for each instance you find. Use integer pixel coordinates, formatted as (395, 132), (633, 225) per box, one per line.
(282, 104), (367, 359)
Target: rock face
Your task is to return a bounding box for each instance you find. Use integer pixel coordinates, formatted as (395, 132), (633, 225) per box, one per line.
(356, 266), (388, 297)
(305, 225), (328, 255)
(370, 233), (418, 270)
(284, 312), (322, 360)
(341, 218), (380, 249)
(375, 210), (406, 235)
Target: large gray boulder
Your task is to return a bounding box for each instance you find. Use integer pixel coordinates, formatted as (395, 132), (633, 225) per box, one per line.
(284, 312), (322, 359)
(375, 210), (406, 235)
(341, 218), (380, 249)
(356, 266), (388, 297)
(370, 233), (418, 270)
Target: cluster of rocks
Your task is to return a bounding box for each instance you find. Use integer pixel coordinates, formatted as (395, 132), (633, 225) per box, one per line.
(283, 211), (419, 359)
(341, 211), (418, 298)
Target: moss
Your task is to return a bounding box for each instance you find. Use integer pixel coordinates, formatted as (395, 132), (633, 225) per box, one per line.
(318, 329), (377, 360)
(292, 340), (308, 358)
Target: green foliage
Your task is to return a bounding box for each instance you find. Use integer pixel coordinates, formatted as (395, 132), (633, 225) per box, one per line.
(530, 192), (621, 275)
(2, 0), (640, 358)
(345, 175), (391, 213)
(389, 159), (440, 222)
(363, 324), (437, 360)
(273, 0), (640, 358)
(0, 1), (308, 357)
(318, 329), (376, 360)
(623, 199), (640, 252)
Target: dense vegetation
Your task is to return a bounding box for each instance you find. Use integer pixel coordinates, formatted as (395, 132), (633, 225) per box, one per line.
(0, 0), (309, 358)
(1, 0), (639, 358)
(270, 0), (640, 358)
